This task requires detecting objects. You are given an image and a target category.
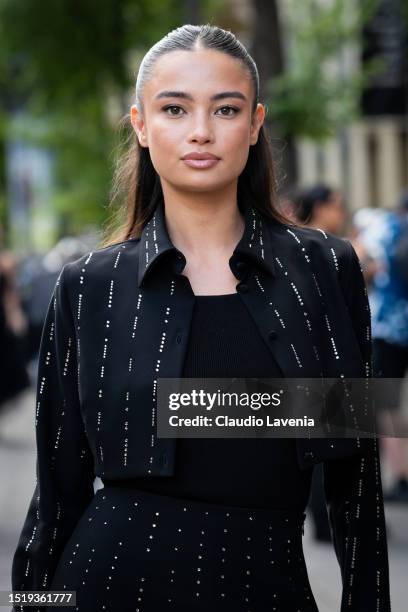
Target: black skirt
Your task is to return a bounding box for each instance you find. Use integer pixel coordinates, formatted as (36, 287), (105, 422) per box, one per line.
(46, 484), (319, 612)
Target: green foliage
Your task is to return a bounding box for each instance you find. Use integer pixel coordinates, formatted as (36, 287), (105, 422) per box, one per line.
(0, 0), (187, 236)
(0, 0), (185, 108)
(267, 0), (384, 140)
(0, 0), (399, 235)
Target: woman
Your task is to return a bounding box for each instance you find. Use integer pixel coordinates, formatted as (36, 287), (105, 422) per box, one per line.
(291, 184), (346, 237)
(11, 24), (390, 612)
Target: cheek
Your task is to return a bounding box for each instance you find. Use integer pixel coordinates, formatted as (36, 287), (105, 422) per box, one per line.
(219, 126), (252, 171)
(146, 124), (182, 171)
(149, 120), (181, 151)
(221, 122), (251, 149)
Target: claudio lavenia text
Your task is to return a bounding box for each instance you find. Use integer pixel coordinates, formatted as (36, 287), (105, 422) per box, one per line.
(168, 415), (315, 428)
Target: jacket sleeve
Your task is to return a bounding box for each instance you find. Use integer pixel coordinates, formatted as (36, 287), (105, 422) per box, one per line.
(11, 263), (95, 612)
(323, 240), (391, 611)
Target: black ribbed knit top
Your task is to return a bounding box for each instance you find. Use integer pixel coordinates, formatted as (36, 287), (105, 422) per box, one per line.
(130, 293), (313, 510)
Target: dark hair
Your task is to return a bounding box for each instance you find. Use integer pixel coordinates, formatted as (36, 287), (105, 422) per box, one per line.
(99, 23), (292, 248)
(293, 183), (335, 225)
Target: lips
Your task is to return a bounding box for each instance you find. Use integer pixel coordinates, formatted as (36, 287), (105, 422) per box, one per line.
(181, 152), (220, 160)
(182, 157), (220, 169)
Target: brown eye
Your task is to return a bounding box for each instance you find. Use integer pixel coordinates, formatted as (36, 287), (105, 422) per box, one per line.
(216, 106), (239, 116)
(162, 105), (184, 116)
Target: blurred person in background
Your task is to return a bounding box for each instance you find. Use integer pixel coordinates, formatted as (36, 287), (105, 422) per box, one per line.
(363, 191), (408, 503)
(0, 223), (30, 410)
(349, 207), (384, 287)
(20, 236), (93, 369)
(291, 183), (347, 236)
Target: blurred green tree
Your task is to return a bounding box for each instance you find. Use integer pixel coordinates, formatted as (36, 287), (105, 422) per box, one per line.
(265, 0), (385, 140)
(0, 0), (221, 240)
(0, 0), (403, 239)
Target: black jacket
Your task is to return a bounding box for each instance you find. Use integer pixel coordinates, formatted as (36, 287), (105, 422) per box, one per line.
(12, 196), (391, 611)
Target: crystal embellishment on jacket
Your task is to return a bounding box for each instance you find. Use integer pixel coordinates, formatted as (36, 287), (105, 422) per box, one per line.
(11, 196), (391, 611)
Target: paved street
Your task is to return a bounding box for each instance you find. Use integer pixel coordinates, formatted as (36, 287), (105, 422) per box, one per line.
(1, 388), (407, 611)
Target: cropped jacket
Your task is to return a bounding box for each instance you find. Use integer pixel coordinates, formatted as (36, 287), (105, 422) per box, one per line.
(12, 196), (391, 611)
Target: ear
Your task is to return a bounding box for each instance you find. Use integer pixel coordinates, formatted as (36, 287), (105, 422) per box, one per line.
(249, 103), (266, 146)
(130, 104), (148, 148)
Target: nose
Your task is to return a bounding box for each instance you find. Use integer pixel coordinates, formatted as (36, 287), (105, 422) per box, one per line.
(187, 111), (214, 143)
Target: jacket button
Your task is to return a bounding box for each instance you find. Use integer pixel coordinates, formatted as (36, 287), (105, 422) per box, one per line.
(268, 329), (277, 340)
(237, 282), (249, 293)
(303, 451), (315, 462)
(176, 333), (183, 344)
(236, 261), (247, 274)
(172, 252), (185, 274)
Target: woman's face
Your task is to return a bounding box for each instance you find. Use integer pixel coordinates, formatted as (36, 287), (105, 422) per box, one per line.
(130, 48), (265, 194)
(313, 191), (346, 235)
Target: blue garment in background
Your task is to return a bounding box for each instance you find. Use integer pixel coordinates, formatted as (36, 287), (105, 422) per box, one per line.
(367, 211), (408, 346)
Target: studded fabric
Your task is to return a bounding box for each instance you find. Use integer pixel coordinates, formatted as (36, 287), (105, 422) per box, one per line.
(44, 488), (316, 612)
(120, 292), (313, 508)
(11, 196), (390, 611)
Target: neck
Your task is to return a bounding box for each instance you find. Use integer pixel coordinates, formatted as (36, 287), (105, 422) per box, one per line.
(160, 182), (245, 260)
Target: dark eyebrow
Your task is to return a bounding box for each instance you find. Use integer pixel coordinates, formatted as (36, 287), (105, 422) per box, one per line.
(155, 90), (247, 102)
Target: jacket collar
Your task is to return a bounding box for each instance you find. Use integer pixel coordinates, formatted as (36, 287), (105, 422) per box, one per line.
(137, 197), (277, 287)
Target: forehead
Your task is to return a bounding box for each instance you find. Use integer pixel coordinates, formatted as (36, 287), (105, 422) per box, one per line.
(144, 48), (252, 100)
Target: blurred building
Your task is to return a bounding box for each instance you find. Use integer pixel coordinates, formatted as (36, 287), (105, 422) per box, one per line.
(289, 0), (408, 210)
(230, 0), (407, 211)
